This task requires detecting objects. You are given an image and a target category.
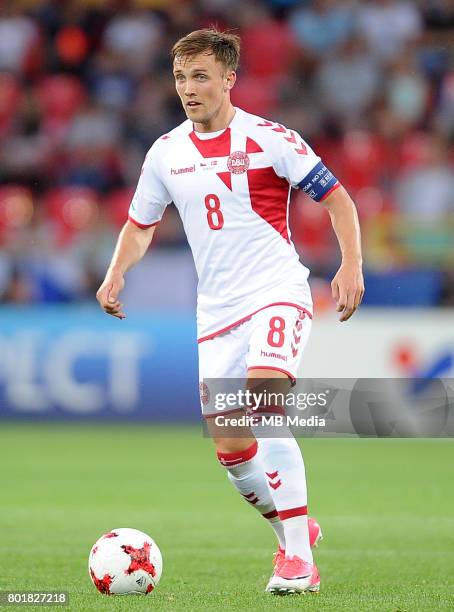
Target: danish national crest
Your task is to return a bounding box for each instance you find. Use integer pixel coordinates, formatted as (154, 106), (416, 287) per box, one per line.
(227, 151), (250, 174)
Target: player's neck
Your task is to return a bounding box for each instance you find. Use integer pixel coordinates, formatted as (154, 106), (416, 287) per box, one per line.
(193, 104), (236, 134)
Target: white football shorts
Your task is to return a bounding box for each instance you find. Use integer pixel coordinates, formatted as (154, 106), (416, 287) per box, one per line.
(198, 305), (312, 414)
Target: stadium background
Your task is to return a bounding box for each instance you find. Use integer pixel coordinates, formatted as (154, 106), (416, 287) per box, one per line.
(0, 1), (453, 609)
(1, 0), (454, 419)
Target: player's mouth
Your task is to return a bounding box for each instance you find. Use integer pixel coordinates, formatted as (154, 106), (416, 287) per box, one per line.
(186, 102), (201, 108)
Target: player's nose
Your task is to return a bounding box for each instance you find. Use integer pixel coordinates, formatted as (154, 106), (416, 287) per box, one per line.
(183, 82), (196, 96)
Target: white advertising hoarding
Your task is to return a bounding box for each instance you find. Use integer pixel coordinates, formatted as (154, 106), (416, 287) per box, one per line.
(302, 309), (454, 378)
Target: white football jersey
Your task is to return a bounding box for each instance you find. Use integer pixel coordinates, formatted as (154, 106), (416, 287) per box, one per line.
(128, 107), (339, 342)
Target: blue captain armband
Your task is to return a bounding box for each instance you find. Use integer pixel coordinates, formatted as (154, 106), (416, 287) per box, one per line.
(297, 161), (340, 202)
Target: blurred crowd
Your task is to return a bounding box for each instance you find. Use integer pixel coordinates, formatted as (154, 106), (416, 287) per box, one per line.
(0, 0), (454, 306)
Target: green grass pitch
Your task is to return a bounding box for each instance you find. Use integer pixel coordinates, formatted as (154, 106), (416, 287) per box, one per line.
(1, 424), (453, 611)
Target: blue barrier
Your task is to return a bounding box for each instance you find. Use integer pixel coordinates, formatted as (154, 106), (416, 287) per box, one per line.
(0, 306), (200, 421)
(362, 269), (443, 306)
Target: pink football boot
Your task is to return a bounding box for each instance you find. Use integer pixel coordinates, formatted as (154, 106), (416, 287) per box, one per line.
(267, 556), (320, 594)
(270, 516), (323, 584)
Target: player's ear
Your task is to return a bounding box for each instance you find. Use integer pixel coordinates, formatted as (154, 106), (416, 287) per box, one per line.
(224, 71), (236, 91)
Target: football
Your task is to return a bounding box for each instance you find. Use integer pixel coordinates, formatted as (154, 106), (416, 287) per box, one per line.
(88, 528), (162, 595)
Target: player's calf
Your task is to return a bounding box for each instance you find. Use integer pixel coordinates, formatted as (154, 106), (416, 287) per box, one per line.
(216, 439), (286, 551)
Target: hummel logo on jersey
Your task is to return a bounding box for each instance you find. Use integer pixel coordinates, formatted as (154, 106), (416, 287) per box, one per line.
(171, 164), (196, 175)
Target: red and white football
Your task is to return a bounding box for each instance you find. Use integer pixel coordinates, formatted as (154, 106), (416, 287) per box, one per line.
(88, 528), (162, 595)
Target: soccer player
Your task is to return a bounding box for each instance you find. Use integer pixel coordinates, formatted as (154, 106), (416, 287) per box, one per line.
(97, 28), (364, 594)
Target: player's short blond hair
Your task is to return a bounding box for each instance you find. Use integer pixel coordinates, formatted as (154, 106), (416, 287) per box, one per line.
(171, 28), (240, 72)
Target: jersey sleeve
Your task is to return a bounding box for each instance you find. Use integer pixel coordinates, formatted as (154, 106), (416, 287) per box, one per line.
(266, 123), (340, 202)
(128, 143), (172, 228)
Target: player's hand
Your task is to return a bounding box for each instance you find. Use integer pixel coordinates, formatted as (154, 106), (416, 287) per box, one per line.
(331, 260), (364, 322)
(96, 271), (126, 320)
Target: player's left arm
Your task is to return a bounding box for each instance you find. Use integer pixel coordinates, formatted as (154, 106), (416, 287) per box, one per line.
(322, 185), (364, 322)
(261, 121), (364, 320)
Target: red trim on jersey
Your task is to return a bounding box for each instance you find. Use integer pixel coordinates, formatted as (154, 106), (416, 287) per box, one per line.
(278, 505), (308, 521)
(246, 137), (264, 154)
(320, 181), (341, 202)
(189, 128), (231, 158)
(284, 131), (297, 145)
(197, 302), (312, 343)
(246, 166), (290, 243)
(217, 441), (258, 466)
(248, 366), (296, 381)
(128, 215), (159, 230)
(216, 171), (232, 191)
(294, 141), (308, 155)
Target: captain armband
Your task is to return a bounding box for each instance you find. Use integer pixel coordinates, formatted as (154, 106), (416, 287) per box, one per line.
(297, 161), (340, 202)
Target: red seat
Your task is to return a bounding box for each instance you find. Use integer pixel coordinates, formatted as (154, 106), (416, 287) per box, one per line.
(104, 187), (135, 228)
(0, 185), (34, 229)
(289, 191), (333, 265)
(35, 74), (86, 122)
(55, 26), (89, 66)
(43, 186), (99, 244)
(340, 130), (390, 193)
(231, 76), (278, 117)
(399, 131), (433, 170)
(0, 73), (22, 136)
(241, 20), (298, 80)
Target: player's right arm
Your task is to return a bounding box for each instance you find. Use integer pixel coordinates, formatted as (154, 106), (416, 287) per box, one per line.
(96, 221), (157, 319)
(97, 139), (172, 319)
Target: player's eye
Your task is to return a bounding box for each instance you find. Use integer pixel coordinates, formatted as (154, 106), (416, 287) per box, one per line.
(195, 74), (207, 81)
(175, 74), (185, 82)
